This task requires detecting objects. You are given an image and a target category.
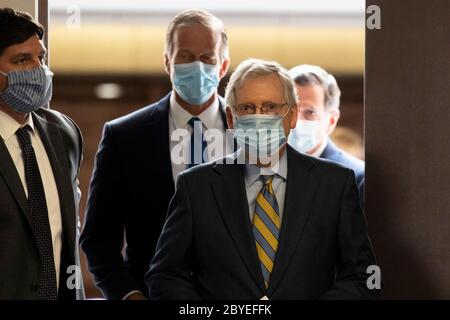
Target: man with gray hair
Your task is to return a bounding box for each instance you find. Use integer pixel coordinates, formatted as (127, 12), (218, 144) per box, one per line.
(80, 9), (231, 299)
(288, 64), (365, 204)
(146, 58), (378, 300)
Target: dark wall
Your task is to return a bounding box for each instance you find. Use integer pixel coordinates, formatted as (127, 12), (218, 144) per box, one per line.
(365, 0), (450, 298)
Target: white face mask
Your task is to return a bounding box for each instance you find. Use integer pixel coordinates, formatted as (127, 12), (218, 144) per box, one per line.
(288, 119), (321, 153)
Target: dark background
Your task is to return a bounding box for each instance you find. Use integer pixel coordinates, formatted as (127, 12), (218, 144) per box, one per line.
(365, 0), (450, 299)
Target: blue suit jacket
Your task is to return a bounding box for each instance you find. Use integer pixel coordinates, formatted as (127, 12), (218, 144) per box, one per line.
(80, 93), (230, 299)
(320, 139), (365, 205)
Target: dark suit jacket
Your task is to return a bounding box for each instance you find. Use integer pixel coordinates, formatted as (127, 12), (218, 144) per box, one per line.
(146, 146), (378, 300)
(0, 108), (84, 300)
(80, 93), (230, 299)
(320, 139), (365, 204)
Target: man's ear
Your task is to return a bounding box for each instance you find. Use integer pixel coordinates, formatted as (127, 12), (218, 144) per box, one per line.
(164, 53), (171, 75)
(226, 106), (234, 129)
(289, 104), (298, 129)
(219, 58), (230, 79)
(327, 109), (340, 134)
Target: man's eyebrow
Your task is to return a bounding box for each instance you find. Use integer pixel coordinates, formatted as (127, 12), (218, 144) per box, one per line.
(177, 49), (193, 54)
(10, 52), (33, 60)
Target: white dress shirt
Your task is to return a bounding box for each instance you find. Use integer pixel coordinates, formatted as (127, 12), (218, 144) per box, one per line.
(244, 150), (288, 223)
(0, 109), (62, 288)
(168, 93), (232, 182)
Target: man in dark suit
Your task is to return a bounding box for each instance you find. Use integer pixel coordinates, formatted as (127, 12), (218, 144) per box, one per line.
(0, 8), (84, 300)
(146, 59), (378, 299)
(287, 65), (365, 203)
(80, 10), (231, 299)
(321, 138), (364, 198)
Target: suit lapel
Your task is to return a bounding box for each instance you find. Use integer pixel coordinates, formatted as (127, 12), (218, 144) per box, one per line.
(33, 113), (76, 258)
(218, 97), (228, 129)
(210, 162), (266, 293)
(147, 93), (174, 193)
(0, 140), (29, 222)
(150, 93), (229, 193)
(267, 146), (318, 295)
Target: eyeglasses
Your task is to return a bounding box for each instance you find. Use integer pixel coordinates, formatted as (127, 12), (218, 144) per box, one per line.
(233, 102), (289, 116)
(298, 106), (330, 121)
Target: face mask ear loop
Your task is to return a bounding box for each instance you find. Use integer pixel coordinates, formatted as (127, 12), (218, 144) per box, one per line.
(280, 104), (294, 118)
(0, 71), (7, 94)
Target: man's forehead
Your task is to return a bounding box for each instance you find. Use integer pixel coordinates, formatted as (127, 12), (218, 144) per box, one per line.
(174, 23), (220, 42)
(241, 74), (283, 87)
(3, 35), (46, 56)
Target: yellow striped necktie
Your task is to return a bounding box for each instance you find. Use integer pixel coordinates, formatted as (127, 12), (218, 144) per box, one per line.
(252, 175), (280, 289)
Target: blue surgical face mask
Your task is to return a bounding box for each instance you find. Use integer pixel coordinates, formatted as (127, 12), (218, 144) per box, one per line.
(173, 61), (220, 106)
(288, 119), (321, 153)
(233, 114), (287, 160)
(0, 65), (53, 113)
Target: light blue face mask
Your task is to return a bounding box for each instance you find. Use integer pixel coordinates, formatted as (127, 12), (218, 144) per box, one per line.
(233, 114), (287, 160)
(0, 65), (53, 113)
(173, 61), (220, 106)
(288, 119), (321, 153)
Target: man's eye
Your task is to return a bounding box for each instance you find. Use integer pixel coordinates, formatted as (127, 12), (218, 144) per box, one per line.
(202, 56), (214, 62)
(303, 110), (317, 119)
(179, 53), (192, 60)
(16, 58), (27, 64)
(237, 104), (251, 112)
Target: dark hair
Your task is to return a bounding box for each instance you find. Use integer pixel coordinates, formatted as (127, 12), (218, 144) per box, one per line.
(0, 8), (44, 55)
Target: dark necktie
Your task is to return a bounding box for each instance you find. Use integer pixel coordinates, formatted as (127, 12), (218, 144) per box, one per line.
(16, 126), (58, 300)
(188, 117), (207, 167)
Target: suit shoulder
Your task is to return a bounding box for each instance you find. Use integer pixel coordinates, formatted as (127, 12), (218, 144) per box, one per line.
(108, 104), (154, 129)
(108, 95), (170, 132)
(35, 108), (83, 170)
(321, 141), (364, 175)
(36, 108), (81, 143)
(178, 160), (218, 181)
(36, 107), (76, 129)
(337, 150), (365, 174)
(290, 147), (352, 179)
(326, 148), (364, 176)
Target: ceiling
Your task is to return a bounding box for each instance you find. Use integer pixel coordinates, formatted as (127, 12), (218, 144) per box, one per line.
(48, 0), (365, 75)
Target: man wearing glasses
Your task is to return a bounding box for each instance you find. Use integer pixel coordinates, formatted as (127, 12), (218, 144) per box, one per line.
(146, 59), (378, 300)
(287, 65), (365, 205)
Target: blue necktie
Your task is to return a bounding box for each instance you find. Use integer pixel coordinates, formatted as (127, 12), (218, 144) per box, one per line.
(188, 117), (207, 167)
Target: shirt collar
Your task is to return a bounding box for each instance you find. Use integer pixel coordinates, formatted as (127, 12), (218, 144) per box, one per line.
(245, 149), (288, 187)
(169, 92), (219, 129)
(0, 109), (34, 141)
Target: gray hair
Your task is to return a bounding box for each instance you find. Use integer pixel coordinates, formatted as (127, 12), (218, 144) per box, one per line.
(288, 64), (341, 111)
(225, 58), (297, 109)
(165, 9), (229, 60)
